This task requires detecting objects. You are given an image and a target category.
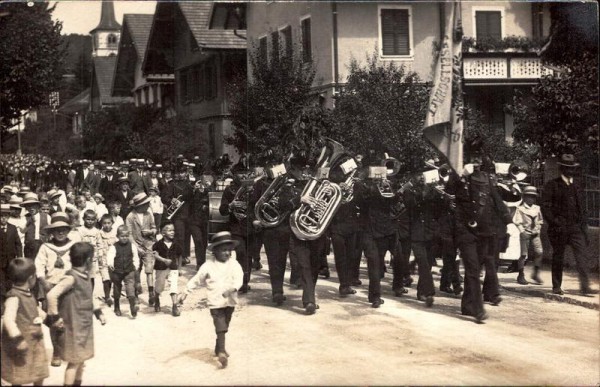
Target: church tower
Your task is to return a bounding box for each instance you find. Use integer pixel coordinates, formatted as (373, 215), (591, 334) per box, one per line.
(90, 1), (121, 57)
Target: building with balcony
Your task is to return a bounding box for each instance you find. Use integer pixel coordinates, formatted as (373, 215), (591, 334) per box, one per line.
(246, 1), (552, 141)
(143, 2), (247, 161)
(112, 14), (175, 109)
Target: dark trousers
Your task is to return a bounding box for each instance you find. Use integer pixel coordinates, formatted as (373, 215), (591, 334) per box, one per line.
(412, 241), (435, 298)
(440, 237), (461, 289)
(190, 222), (207, 269)
(548, 227), (589, 290)
(263, 226), (291, 296)
(458, 234), (497, 317)
(289, 235), (323, 305)
(331, 232), (356, 288)
(24, 239), (43, 260)
(110, 270), (136, 299)
(481, 235), (500, 300)
(210, 306), (235, 333)
(349, 241), (363, 282)
(173, 217), (189, 258)
(249, 231), (263, 264)
(392, 237), (411, 290)
(362, 233), (396, 302)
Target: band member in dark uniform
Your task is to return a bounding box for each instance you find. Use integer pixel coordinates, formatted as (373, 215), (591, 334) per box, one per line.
(279, 154), (325, 315)
(189, 177), (211, 270)
(447, 150), (511, 323)
(162, 168), (194, 265)
(219, 171), (254, 293)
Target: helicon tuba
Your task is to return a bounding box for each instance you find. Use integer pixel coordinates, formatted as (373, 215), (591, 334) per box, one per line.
(254, 165), (291, 228)
(289, 138), (349, 241)
(231, 174), (263, 221)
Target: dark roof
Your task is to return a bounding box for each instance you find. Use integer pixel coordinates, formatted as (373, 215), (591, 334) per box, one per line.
(178, 3), (246, 50)
(90, 1), (121, 33)
(92, 56), (131, 105)
(59, 88), (90, 114)
(123, 14), (154, 61)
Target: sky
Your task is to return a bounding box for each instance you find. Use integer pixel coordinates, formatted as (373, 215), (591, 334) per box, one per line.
(51, 1), (157, 35)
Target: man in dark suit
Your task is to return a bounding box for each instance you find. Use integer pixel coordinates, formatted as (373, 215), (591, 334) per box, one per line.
(541, 154), (598, 296)
(1, 204), (23, 299)
(79, 160), (100, 194)
(99, 165), (118, 201)
(115, 176), (135, 219)
(128, 159), (145, 194)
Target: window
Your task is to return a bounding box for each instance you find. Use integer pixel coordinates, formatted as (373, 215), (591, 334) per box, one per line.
(208, 123), (216, 158)
(143, 87), (149, 105)
(271, 31), (279, 63)
(531, 3), (544, 39)
(301, 17), (311, 62)
(197, 66), (205, 101)
(205, 60), (218, 100)
(379, 7), (411, 56)
(190, 67), (200, 100)
(179, 70), (188, 104)
(258, 36), (268, 64)
(107, 34), (117, 45)
(280, 26), (293, 60)
(475, 11), (502, 40)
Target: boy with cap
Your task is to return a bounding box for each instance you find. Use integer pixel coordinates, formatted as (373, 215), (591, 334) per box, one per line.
(513, 186), (544, 285)
(178, 232), (243, 368)
(125, 193), (157, 302)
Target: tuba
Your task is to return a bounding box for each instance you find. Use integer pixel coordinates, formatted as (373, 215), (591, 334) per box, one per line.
(289, 139), (349, 241)
(231, 173), (263, 221)
(254, 164), (291, 228)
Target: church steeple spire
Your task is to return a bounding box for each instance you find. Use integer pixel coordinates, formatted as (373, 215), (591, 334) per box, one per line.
(90, 1), (121, 57)
(90, 1), (121, 34)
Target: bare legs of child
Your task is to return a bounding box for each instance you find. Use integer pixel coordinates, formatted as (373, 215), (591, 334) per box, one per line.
(64, 362), (85, 386)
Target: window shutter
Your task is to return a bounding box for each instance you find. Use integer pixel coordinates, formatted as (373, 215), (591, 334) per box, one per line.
(179, 71), (188, 103)
(282, 26), (293, 59)
(302, 18), (312, 62)
(476, 11), (501, 40)
(381, 9), (409, 56)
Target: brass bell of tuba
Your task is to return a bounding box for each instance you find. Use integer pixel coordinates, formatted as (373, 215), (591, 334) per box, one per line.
(375, 153), (401, 198)
(254, 164), (291, 228)
(289, 139), (349, 241)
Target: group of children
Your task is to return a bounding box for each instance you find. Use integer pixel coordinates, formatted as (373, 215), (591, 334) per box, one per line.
(1, 188), (243, 384)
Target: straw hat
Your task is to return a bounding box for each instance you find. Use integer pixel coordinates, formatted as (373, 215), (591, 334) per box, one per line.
(45, 212), (72, 230)
(208, 231), (239, 252)
(131, 193), (151, 207)
(21, 193), (40, 206)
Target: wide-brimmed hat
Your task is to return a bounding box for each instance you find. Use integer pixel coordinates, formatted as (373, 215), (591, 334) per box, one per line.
(117, 176), (129, 184)
(557, 154), (580, 167)
(131, 193), (151, 207)
(1, 185), (15, 195)
(9, 196), (23, 209)
(523, 186), (538, 196)
(47, 189), (62, 200)
(208, 231), (239, 252)
(93, 193), (105, 202)
(21, 192), (40, 206)
(45, 212), (72, 230)
(18, 186), (31, 196)
(1, 204), (11, 215)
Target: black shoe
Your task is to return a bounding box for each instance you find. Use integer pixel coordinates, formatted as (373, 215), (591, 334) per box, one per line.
(425, 295), (434, 307)
(453, 285), (463, 295)
(552, 287), (564, 295)
(475, 310), (488, 323)
(114, 303), (122, 317)
(182, 257), (191, 265)
(217, 352), (228, 368)
(350, 279), (362, 286)
(149, 291), (156, 306)
(484, 295), (502, 306)
(273, 293), (286, 306)
(440, 285), (454, 294)
(580, 288), (599, 296)
(394, 287), (408, 297)
(517, 272), (529, 285)
(239, 284), (251, 294)
(172, 304), (181, 317)
(305, 302), (317, 315)
(339, 286), (357, 297)
(104, 297), (113, 307)
(403, 277), (414, 287)
(154, 296), (160, 312)
(252, 261), (263, 271)
(319, 268), (330, 279)
(371, 298), (384, 308)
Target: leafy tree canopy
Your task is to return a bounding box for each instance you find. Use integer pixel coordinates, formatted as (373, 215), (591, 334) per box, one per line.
(0, 2), (64, 131)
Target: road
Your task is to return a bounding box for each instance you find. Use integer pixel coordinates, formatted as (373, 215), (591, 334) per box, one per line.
(14, 256), (600, 386)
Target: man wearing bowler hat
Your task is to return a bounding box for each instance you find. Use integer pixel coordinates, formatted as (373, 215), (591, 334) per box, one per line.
(541, 154), (598, 296)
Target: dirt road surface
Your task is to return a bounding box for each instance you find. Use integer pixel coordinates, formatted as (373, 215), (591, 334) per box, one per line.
(9, 256), (600, 386)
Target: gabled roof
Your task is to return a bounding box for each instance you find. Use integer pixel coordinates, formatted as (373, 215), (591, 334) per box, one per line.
(92, 56), (131, 105)
(123, 14), (154, 61)
(178, 3), (247, 50)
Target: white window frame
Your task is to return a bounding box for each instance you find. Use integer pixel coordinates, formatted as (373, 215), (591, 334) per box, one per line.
(472, 6), (505, 40)
(300, 14), (312, 62)
(378, 4), (414, 60)
(278, 24), (292, 59)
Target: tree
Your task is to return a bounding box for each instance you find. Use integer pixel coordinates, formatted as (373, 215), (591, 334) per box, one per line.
(82, 104), (206, 163)
(331, 53), (433, 173)
(0, 2), (64, 132)
(508, 3), (598, 173)
(226, 43), (333, 164)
